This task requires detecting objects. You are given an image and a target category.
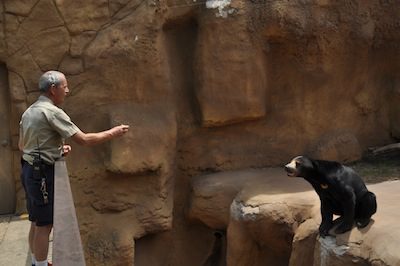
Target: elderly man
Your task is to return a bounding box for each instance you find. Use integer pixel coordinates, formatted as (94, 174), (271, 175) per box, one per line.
(19, 70), (129, 266)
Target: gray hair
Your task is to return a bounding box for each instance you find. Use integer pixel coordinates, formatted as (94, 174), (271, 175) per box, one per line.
(38, 71), (65, 92)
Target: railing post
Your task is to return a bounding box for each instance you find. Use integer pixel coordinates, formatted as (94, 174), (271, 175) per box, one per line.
(53, 159), (86, 265)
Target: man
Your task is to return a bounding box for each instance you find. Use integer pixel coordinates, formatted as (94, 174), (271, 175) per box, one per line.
(19, 70), (129, 266)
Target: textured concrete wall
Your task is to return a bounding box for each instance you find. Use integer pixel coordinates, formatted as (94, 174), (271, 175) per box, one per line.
(0, 63), (14, 214)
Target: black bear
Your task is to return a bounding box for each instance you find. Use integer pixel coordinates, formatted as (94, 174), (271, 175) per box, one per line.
(284, 155), (377, 237)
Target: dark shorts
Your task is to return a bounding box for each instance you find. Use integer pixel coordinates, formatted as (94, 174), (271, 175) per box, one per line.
(20, 159), (54, 226)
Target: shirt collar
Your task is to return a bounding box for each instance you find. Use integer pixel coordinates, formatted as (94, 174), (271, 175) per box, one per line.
(38, 95), (55, 105)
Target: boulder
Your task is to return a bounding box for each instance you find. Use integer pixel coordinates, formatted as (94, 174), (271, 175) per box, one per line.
(194, 12), (266, 127)
(106, 104), (177, 176)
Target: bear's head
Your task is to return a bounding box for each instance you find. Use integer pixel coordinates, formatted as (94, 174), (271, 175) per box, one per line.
(284, 155), (315, 178)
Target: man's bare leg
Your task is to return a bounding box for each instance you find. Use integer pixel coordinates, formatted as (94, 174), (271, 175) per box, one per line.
(29, 222), (36, 265)
(33, 224), (53, 262)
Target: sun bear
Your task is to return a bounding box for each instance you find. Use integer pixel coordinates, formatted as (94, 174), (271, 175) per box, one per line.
(284, 155), (377, 237)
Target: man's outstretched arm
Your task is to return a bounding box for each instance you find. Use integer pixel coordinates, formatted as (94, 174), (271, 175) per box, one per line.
(71, 124), (129, 146)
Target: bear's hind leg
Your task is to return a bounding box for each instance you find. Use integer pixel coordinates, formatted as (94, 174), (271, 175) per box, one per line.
(355, 218), (370, 228)
(332, 216), (344, 227)
(355, 191), (377, 228)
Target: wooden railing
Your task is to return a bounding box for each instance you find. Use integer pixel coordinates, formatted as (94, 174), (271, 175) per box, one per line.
(53, 159), (86, 265)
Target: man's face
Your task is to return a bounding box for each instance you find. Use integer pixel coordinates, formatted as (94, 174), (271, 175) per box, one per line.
(51, 75), (69, 106)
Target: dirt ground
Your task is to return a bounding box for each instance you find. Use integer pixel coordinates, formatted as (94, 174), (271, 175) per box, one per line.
(350, 151), (400, 184)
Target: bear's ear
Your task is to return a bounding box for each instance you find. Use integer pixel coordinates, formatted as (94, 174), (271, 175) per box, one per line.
(311, 159), (318, 169)
(303, 157), (316, 170)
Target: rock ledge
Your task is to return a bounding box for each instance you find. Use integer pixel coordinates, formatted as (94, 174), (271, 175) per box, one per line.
(189, 168), (400, 266)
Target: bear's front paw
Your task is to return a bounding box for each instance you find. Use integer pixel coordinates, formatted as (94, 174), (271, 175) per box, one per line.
(319, 223), (333, 237)
(334, 222), (353, 234)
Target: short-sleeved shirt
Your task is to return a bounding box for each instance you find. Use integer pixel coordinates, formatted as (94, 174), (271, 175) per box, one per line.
(20, 95), (80, 165)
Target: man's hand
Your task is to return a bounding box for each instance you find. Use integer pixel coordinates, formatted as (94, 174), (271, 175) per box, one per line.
(62, 144), (72, 156)
(111, 124), (130, 137)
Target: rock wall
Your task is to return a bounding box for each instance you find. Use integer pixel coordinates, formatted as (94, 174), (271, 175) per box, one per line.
(1, 0), (400, 265)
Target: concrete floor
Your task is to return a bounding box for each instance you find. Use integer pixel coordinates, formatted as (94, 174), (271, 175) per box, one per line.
(0, 214), (52, 266)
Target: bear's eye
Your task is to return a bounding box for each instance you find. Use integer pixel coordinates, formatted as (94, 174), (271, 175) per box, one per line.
(295, 161), (300, 167)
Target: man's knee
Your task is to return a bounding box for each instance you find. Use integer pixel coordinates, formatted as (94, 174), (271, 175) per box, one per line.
(35, 224), (53, 235)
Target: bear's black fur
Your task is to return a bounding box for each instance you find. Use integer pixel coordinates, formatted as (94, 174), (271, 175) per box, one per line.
(285, 155), (377, 237)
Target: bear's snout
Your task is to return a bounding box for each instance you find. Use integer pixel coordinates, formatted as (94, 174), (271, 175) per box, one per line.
(284, 162), (297, 177)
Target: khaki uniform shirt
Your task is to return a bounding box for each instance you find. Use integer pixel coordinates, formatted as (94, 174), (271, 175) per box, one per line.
(20, 95), (80, 164)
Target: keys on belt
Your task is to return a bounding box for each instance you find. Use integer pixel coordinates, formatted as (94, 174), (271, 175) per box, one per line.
(40, 177), (49, 205)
